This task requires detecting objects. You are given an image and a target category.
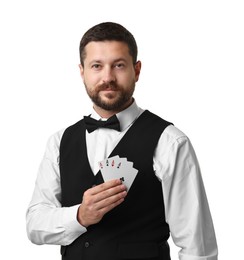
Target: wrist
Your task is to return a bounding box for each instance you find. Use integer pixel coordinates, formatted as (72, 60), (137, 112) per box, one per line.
(77, 205), (89, 228)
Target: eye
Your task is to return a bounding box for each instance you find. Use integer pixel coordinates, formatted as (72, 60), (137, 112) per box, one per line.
(91, 64), (101, 70)
(114, 63), (125, 69)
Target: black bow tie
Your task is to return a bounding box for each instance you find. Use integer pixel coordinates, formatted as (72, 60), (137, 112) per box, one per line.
(84, 114), (120, 133)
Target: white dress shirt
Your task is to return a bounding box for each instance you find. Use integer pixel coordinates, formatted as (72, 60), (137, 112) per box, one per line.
(26, 101), (218, 260)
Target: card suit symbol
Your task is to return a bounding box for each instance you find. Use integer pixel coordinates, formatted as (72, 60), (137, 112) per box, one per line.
(120, 177), (125, 182)
(117, 162), (121, 168)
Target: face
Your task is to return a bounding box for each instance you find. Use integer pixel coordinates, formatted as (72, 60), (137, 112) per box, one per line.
(79, 41), (141, 116)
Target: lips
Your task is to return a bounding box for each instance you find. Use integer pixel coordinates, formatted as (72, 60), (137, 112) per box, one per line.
(102, 88), (116, 91)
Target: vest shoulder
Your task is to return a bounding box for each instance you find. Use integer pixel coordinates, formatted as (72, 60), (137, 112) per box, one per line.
(63, 118), (84, 135)
(144, 110), (173, 126)
(59, 119), (85, 149)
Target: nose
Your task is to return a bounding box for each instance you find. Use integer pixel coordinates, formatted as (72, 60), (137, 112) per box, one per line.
(102, 66), (116, 84)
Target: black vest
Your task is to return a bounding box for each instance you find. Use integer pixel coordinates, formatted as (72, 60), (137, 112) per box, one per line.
(60, 110), (172, 260)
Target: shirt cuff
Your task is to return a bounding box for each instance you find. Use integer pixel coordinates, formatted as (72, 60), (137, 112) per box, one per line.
(179, 253), (218, 260)
(62, 204), (87, 245)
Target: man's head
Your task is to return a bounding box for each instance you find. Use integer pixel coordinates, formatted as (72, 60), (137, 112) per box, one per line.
(79, 22), (141, 117)
(79, 22), (138, 67)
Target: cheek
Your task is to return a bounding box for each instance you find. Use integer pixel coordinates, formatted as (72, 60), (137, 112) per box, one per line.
(116, 72), (131, 84)
(83, 73), (98, 87)
(124, 69), (137, 81)
(122, 73), (136, 86)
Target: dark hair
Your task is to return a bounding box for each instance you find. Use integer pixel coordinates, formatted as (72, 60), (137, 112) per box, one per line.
(79, 22), (138, 66)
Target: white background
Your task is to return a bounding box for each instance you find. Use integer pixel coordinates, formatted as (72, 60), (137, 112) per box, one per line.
(0, 0), (243, 259)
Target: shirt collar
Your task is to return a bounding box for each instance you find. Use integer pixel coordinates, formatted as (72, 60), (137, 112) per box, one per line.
(90, 100), (144, 132)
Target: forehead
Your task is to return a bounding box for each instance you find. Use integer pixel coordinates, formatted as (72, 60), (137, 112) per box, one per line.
(84, 41), (132, 63)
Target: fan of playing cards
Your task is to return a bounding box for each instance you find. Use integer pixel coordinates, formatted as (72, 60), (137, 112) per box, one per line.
(99, 155), (138, 191)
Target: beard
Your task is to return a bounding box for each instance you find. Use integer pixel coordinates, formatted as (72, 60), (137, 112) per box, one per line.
(85, 81), (135, 111)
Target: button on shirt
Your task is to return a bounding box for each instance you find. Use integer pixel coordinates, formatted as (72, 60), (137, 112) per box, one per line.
(26, 101), (218, 260)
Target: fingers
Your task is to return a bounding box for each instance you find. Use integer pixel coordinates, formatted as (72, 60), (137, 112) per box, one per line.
(77, 179), (127, 227)
(88, 179), (127, 205)
(89, 179), (124, 195)
(93, 186), (127, 210)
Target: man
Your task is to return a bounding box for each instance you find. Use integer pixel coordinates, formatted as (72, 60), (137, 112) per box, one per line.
(26, 22), (218, 260)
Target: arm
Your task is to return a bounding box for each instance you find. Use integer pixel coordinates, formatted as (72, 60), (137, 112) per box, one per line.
(26, 131), (127, 245)
(26, 131), (86, 246)
(154, 125), (218, 260)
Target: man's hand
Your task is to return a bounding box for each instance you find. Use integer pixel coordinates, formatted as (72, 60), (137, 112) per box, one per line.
(77, 179), (127, 227)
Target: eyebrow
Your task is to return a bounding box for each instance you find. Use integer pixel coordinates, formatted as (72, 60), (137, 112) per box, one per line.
(88, 58), (128, 65)
(113, 58), (127, 63)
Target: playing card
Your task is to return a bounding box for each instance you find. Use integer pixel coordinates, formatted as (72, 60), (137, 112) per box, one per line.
(99, 155), (117, 168)
(99, 156), (138, 191)
(117, 160), (138, 190)
(99, 155), (119, 175)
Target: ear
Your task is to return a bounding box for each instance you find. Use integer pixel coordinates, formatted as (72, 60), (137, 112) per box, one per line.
(134, 61), (141, 82)
(78, 64), (84, 80)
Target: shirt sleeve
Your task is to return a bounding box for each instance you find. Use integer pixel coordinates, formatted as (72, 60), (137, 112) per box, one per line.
(26, 130), (87, 246)
(154, 125), (218, 260)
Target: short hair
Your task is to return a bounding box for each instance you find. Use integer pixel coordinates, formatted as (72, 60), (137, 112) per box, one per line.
(79, 22), (138, 66)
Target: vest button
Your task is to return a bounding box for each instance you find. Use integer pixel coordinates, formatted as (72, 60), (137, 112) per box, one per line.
(84, 242), (90, 248)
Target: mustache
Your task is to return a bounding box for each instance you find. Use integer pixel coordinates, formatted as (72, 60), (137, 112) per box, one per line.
(97, 82), (119, 91)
